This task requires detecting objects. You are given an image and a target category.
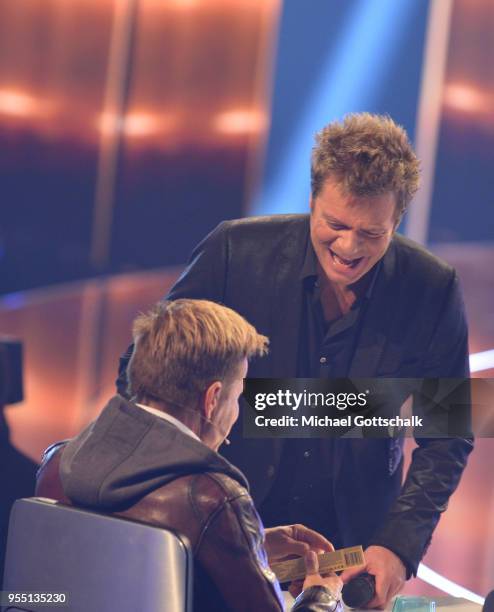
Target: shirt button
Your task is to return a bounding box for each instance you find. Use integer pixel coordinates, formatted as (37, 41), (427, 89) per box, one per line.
(267, 465), (275, 478)
(293, 496), (300, 502)
(320, 356), (327, 364)
(303, 450), (311, 458)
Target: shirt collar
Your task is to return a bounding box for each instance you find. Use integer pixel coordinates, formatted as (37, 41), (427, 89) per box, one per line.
(299, 235), (381, 300)
(136, 402), (201, 442)
(299, 232), (319, 281)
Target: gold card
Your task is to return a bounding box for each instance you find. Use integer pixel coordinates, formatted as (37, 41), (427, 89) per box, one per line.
(270, 545), (365, 583)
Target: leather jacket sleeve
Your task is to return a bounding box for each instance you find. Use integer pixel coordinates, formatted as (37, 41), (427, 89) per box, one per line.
(368, 435), (473, 576)
(369, 272), (474, 576)
(194, 482), (340, 612)
(193, 483), (284, 611)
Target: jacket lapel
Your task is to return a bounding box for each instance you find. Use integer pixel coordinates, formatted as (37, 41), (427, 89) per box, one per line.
(270, 218), (309, 378)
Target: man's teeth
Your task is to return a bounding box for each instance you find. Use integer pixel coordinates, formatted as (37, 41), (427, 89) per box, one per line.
(331, 251), (360, 267)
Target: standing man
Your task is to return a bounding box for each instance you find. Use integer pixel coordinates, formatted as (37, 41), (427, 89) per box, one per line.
(118, 113), (473, 608)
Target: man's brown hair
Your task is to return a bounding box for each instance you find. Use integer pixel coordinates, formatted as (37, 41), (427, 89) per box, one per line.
(311, 113), (420, 216)
(127, 299), (268, 409)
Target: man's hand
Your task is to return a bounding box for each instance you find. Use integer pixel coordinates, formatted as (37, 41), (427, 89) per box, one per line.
(264, 523), (334, 564)
(340, 545), (406, 609)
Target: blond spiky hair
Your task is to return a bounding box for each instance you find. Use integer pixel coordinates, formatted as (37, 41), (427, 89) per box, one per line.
(128, 299), (268, 408)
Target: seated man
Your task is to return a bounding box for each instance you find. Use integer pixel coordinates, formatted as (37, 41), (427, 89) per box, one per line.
(36, 299), (342, 611)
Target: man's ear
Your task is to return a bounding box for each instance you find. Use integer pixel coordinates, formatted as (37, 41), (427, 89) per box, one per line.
(309, 196), (315, 213)
(203, 381), (223, 421)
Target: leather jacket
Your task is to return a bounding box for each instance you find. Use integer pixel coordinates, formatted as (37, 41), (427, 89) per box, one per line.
(35, 396), (338, 612)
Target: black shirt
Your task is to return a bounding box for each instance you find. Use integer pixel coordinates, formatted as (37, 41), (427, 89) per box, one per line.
(259, 239), (380, 545)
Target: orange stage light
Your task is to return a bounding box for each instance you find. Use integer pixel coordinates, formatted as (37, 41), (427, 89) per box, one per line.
(444, 83), (490, 114)
(98, 110), (176, 137)
(213, 108), (267, 135)
(0, 88), (52, 119)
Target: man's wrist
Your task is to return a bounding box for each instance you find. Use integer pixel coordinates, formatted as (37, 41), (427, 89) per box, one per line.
(293, 586), (341, 612)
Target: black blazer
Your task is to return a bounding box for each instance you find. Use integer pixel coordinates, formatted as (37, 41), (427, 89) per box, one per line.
(118, 215), (473, 575)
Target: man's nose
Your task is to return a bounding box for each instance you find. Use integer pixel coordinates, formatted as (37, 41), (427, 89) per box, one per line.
(335, 231), (362, 255)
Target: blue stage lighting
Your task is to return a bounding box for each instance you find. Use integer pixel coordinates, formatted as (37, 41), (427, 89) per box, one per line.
(252, 0), (420, 216)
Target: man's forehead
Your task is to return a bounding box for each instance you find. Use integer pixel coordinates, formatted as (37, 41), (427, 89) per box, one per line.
(318, 177), (397, 206)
